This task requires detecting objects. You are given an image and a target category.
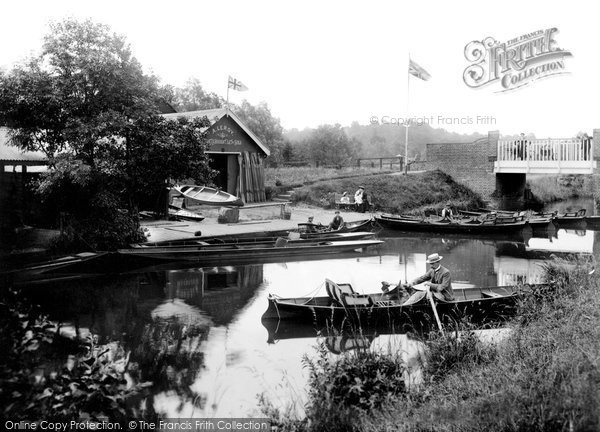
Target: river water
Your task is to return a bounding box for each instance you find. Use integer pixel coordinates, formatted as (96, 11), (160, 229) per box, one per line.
(16, 201), (599, 418)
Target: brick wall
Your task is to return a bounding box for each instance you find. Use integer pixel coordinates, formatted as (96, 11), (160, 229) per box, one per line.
(425, 134), (497, 197)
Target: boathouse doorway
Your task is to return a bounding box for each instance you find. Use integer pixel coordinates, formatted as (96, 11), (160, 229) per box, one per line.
(208, 153), (239, 196)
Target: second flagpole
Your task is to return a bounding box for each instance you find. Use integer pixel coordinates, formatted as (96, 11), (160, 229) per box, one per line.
(404, 53), (411, 175)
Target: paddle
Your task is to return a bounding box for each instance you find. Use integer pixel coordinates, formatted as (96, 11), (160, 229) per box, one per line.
(426, 288), (445, 335)
(397, 283), (445, 333)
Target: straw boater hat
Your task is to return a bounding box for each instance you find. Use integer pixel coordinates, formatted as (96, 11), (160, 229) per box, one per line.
(426, 253), (443, 264)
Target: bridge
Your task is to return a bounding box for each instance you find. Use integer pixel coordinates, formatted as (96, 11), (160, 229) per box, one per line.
(495, 136), (596, 174)
(417, 129), (600, 207)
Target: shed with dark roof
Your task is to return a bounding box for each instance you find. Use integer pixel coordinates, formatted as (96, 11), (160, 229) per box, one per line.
(163, 108), (270, 203)
(0, 127), (48, 228)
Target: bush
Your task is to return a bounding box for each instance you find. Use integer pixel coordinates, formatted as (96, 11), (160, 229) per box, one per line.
(0, 289), (149, 421)
(421, 325), (497, 382)
(49, 193), (145, 252)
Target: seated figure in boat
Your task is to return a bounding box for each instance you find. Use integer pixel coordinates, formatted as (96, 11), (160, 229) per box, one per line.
(380, 281), (413, 302)
(328, 210), (345, 231)
(403, 253), (455, 301)
(306, 216), (323, 233)
(441, 203), (455, 221)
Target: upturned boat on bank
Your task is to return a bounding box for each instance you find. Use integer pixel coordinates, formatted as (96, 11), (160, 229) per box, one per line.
(173, 185), (244, 207)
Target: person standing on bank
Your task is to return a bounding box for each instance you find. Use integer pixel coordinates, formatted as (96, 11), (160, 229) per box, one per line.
(403, 253), (454, 301)
(360, 187), (369, 213)
(354, 186), (364, 212)
(354, 186), (365, 211)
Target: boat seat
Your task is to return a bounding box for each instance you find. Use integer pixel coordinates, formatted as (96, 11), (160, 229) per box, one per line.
(341, 295), (374, 307)
(325, 279), (357, 305)
(481, 290), (503, 298)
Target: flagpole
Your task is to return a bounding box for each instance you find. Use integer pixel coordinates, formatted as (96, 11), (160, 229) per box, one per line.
(226, 77), (230, 115)
(404, 53), (411, 175)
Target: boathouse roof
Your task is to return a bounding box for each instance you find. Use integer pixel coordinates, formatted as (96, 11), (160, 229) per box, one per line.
(0, 127), (47, 165)
(162, 108), (270, 157)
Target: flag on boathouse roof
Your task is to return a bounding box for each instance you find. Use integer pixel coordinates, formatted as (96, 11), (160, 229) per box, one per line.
(228, 76), (248, 91)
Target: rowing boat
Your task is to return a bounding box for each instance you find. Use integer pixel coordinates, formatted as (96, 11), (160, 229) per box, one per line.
(375, 213), (529, 233)
(297, 218), (375, 235)
(118, 239), (384, 262)
(340, 218), (375, 232)
(133, 230), (375, 247)
(263, 279), (540, 327)
(132, 231), (376, 248)
(173, 185), (244, 207)
(459, 209), (553, 229)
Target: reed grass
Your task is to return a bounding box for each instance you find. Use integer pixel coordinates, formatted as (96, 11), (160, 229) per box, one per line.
(527, 175), (593, 203)
(265, 259), (600, 431)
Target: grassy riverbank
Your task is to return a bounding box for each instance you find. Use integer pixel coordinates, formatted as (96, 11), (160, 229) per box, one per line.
(528, 175), (594, 203)
(265, 166), (394, 188)
(290, 170), (485, 214)
(266, 260), (600, 431)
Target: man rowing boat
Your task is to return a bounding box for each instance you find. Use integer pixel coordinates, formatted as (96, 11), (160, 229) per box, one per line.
(382, 253), (454, 302)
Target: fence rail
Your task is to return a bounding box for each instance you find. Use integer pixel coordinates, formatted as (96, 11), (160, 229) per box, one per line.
(498, 138), (593, 162)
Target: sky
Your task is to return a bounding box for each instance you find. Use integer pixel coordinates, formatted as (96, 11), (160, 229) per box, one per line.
(1, 0), (599, 137)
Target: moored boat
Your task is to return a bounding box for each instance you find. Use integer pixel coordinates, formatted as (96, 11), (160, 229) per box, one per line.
(118, 239), (384, 263)
(375, 213), (528, 233)
(297, 218), (375, 235)
(173, 185), (244, 207)
(133, 230), (375, 248)
(460, 209), (552, 229)
(132, 231), (376, 248)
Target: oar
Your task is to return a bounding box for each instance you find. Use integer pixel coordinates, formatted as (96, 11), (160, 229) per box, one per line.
(408, 284), (445, 333)
(426, 288), (445, 335)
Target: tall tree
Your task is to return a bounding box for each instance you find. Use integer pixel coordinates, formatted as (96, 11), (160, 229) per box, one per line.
(171, 77), (224, 112)
(234, 100), (285, 165)
(0, 18), (214, 248)
(306, 124), (360, 166)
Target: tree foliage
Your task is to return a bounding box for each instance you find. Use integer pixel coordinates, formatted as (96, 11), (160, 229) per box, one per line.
(234, 100), (286, 165)
(0, 18), (214, 249)
(169, 77), (224, 112)
(168, 79), (289, 166)
(304, 124), (360, 166)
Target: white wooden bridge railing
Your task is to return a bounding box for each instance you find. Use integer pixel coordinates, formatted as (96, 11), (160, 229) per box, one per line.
(497, 138), (593, 162)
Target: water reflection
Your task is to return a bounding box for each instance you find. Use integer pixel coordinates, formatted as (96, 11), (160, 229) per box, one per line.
(15, 227), (598, 418)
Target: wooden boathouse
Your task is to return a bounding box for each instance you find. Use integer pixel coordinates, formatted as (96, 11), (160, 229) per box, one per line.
(162, 108), (270, 203)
